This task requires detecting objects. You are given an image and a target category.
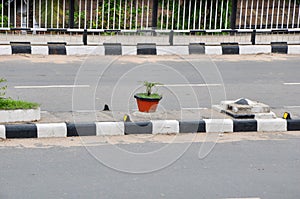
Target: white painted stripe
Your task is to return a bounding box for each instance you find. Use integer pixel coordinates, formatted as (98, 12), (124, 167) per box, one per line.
(31, 46), (48, 55)
(14, 85), (90, 89)
(205, 46), (222, 55)
(283, 83), (300, 85)
(181, 108), (208, 110)
(284, 106), (300, 108)
(156, 46), (189, 55)
(240, 45), (272, 54)
(257, 119), (287, 132)
(96, 122), (124, 136)
(151, 120), (179, 134)
(0, 125), (5, 139)
(157, 84), (222, 87)
(204, 119), (233, 133)
(122, 46), (137, 55)
(0, 46), (12, 55)
(66, 46), (104, 56)
(288, 45), (300, 54)
(36, 123), (67, 138)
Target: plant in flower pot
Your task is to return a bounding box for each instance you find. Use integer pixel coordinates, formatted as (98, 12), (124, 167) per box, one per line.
(134, 81), (162, 113)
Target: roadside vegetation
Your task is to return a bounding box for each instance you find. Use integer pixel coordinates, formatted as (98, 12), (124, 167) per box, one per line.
(0, 78), (39, 110)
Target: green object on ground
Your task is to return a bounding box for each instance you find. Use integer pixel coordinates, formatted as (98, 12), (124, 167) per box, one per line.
(0, 98), (39, 110)
(135, 93), (162, 99)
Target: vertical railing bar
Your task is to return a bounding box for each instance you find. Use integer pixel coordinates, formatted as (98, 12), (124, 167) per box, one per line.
(124, 0), (127, 29)
(7, 0), (10, 28)
(90, 0), (93, 29)
(250, 0), (253, 28)
(146, 0), (149, 28)
(14, 0), (16, 28)
(161, 0), (164, 29)
(287, 0), (291, 28)
(270, 0), (274, 28)
(166, 0), (169, 29)
(108, 0), (111, 29)
(79, 0), (81, 29)
(177, 0), (180, 30)
(188, 0), (192, 30)
(119, 0), (122, 29)
(113, 0), (116, 29)
(225, 0), (228, 29)
(1, 0), (3, 28)
(276, 0), (281, 29)
(244, 0), (248, 29)
(141, 0), (144, 29)
(57, 0), (59, 28)
(281, 0), (285, 29)
(96, 0), (99, 29)
(255, 0), (259, 29)
(183, 0), (186, 30)
(220, 0), (224, 29)
(172, 0), (175, 30)
(45, 0), (48, 28)
(84, 0), (87, 29)
(135, 0), (138, 29)
(214, 0), (218, 29)
(199, 0), (203, 29)
(292, 0), (296, 28)
(297, 4), (300, 28)
(193, 0), (197, 30)
(41, 0), (44, 28)
(27, 0), (30, 28)
(209, 0), (212, 29)
(51, 0), (54, 28)
(239, 0), (243, 29)
(102, 0), (105, 29)
(21, 0), (23, 28)
(130, 0), (132, 30)
(265, 0), (269, 29)
(204, 0), (207, 29)
(34, 0), (36, 28)
(260, 0), (264, 29)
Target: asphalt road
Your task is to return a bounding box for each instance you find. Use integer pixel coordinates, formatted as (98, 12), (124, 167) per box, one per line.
(0, 132), (299, 198)
(1, 54), (300, 113)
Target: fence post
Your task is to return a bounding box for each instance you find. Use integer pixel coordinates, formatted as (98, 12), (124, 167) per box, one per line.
(152, 0), (159, 30)
(69, 0), (75, 28)
(230, 0), (238, 30)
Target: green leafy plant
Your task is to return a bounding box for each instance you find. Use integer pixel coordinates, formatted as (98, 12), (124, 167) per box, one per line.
(0, 78), (7, 98)
(0, 78), (39, 110)
(0, 4), (8, 27)
(136, 81), (162, 99)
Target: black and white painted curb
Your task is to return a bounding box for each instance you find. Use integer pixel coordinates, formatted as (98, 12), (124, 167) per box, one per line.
(1, 119), (300, 139)
(1, 42), (300, 55)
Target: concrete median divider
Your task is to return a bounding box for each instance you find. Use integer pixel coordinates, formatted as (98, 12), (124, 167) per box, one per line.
(0, 118), (299, 139)
(1, 43), (300, 56)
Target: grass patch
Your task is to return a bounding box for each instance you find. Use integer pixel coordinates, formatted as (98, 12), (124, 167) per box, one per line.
(0, 98), (39, 110)
(135, 93), (162, 99)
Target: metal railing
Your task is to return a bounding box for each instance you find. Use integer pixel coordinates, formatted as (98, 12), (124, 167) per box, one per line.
(0, 0), (299, 32)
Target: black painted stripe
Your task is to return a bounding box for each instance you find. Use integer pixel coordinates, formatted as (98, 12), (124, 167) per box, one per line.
(124, 122), (153, 135)
(48, 42), (67, 55)
(189, 43), (205, 54)
(233, 120), (257, 132)
(66, 123), (96, 137)
(179, 120), (206, 133)
(137, 43), (157, 55)
(221, 42), (239, 55)
(5, 124), (37, 139)
(104, 43), (122, 55)
(10, 42), (31, 54)
(271, 42), (288, 54)
(287, 119), (300, 131)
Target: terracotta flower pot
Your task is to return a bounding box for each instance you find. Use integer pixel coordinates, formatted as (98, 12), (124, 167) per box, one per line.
(134, 94), (162, 113)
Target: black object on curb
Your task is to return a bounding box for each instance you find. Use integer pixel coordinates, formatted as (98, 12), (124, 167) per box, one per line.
(103, 104), (110, 111)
